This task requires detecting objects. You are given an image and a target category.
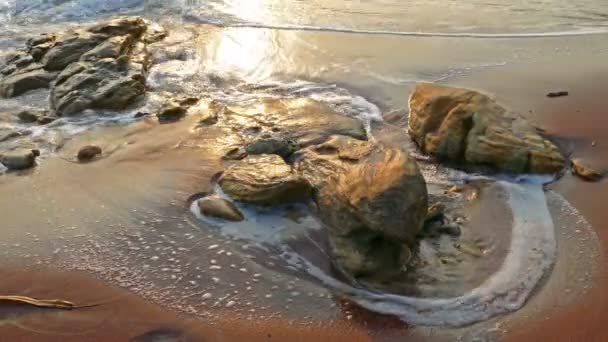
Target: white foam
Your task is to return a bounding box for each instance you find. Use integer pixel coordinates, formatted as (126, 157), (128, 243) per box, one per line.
(207, 181), (557, 326)
(185, 16), (608, 39)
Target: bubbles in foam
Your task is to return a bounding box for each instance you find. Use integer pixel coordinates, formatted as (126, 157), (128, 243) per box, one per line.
(193, 180), (557, 326)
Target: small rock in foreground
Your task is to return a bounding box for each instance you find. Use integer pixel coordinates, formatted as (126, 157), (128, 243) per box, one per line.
(77, 145), (102, 162)
(198, 195), (244, 222)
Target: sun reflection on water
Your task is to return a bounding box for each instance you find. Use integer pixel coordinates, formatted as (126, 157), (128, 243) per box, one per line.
(206, 0), (279, 81)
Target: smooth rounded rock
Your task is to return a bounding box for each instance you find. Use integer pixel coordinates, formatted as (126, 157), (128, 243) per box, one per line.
(198, 196), (244, 222)
(77, 145), (102, 162)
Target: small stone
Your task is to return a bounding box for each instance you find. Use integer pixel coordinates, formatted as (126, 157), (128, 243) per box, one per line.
(37, 116), (57, 125)
(0, 149), (39, 170)
(546, 91), (569, 98)
(157, 102), (187, 123)
(202, 293), (213, 300)
(77, 145), (102, 162)
(198, 195), (245, 222)
(572, 158), (602, 182)
(134, 111), (150, 118)
(17, 110), (45, 123)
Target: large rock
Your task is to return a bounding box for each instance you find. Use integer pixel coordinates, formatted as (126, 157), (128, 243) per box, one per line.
(218, 154), (312, 205)
(295, 135), (428, 281)
(0, 17), (157, 117)
(408, 83), (565, 174)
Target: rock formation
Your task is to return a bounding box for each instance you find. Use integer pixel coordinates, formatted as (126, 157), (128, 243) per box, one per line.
(408, 83), (565, 174)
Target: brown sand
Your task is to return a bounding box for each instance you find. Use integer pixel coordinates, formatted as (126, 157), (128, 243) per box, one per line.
(0, 266), (381, 342)
(503, 73), (608, 342)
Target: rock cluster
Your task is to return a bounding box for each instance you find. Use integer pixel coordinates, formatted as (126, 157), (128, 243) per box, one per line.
(0, 17), (160, 116)
(194, 97), (429, 283)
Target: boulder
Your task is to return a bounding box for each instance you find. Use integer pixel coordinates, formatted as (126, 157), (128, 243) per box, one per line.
(0, 149), (40, 170)
(219, 154), (312, 205)
(408, 83), (565, 174)
(198, 196), (244, 222)
(77, 145), (103, 162)
(295, 135), (428, 280)
(572, 158), (602, 182)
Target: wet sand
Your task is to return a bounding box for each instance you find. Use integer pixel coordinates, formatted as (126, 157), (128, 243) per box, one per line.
(504, 71), (608, 342)
(0, 267), (380, 342)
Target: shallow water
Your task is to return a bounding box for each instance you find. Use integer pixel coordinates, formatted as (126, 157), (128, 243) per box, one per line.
(0, 0), (607, 340)
(3, 0), (608, 34)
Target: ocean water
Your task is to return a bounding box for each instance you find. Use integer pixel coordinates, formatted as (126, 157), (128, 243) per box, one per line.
(2, 0), (608, 35)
